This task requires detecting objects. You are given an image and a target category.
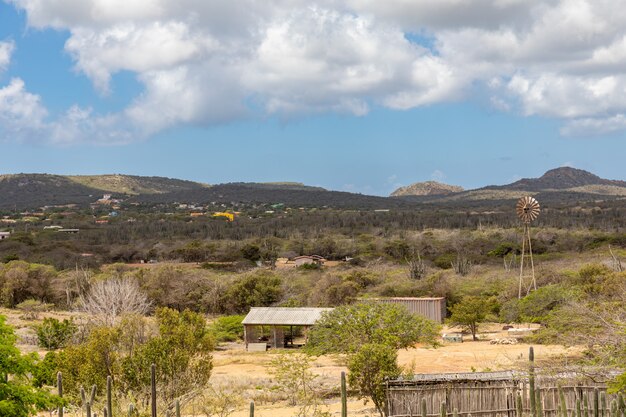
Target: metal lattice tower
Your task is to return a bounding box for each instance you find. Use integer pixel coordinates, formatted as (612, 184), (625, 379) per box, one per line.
(516, 196), (540, 299)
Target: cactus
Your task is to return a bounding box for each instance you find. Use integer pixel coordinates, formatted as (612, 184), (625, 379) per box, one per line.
(175, 400), (181, 417)
(529, 347), (537, 417)
(250, 401), (255, 417)
(151, 364), (157, 417)
(577, 398), (582, 417)
(619, 394), (625, 417)
(81, 385), (97, 417)
(57, 372), (64, 417)
(127, 404), (134, 417)
(341, 371), (347, 417)
(611, 400), (618, 417)
(517, 393), (524, 417)
(536, 389), (544, 417)
(107, 376), (113, 417)
(559, 386), (568, 417)
(422, 398), (428, 417)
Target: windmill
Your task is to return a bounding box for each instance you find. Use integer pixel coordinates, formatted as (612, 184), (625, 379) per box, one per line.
(516, 196), (540, 298)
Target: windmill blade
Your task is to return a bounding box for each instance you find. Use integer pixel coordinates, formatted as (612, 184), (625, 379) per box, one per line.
(516, 196), (540, 223)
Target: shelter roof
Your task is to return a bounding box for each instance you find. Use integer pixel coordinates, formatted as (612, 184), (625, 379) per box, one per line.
(242, 307), (333, 326)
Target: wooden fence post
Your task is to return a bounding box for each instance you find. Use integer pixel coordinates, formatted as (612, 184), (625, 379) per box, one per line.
(529, 347), (537, 417)
(151, 364), (157, 417)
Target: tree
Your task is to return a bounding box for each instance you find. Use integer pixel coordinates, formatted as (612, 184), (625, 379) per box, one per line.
(306, 303), (439, 417)
(347, 344), (400, 417)
(36, 317), (77, 350)
(0, 315), (60, 417)
(269, 352), (329, 417)
(448, 296), (496, 341)
(223, 272), (283, 313)
(306, 302), (439, 355)
(79, 278), (151, 326)
(121, 308), (214, 405)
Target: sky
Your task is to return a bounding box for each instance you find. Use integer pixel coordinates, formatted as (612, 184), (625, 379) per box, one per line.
(2, 0), (626, 196)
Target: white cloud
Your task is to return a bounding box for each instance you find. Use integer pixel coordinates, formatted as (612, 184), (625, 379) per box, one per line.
(0, 78), (48, 139)
(431, 169), (446, 182)
(560, 114), (626, 137)
(0, 41), (14, 73)
(6, 0), (626, 143)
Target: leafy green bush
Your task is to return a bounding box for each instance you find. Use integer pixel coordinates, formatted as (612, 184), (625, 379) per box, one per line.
(298, 262), (321, 270)
(223, 271), (283, 313)
(210, 315), (245, 342)
(0, 315), (61, 416)
(16, 299), (52, 320)
(36, 317), (77, 350)
(433, 253), (455, 269)
(487, 242), (519, 257)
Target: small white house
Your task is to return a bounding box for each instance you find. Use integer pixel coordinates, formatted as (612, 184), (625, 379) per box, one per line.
(0, 231), (10, 240)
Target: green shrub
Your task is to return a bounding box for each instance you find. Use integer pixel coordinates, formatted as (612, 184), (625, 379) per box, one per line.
(210, 315), (245, 342)
(36, 317), (77, 350)
(433, 253), (455, 269)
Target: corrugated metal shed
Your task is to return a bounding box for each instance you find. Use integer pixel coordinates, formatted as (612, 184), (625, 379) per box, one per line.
(242, 307), (334, 326)
(364, 297), (447, 323)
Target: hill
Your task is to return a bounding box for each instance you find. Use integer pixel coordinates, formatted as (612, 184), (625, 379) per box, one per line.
(390, 181), (464, 197)
(395, 167), (626, 206)
(487, 167), (626, 192)
(1, 168), (626, 211)
(67, 174), (209, 195)
(130, 182), (412, 209)
(0, 174), (404, 210)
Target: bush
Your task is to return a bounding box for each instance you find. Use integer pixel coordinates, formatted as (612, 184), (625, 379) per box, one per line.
(433, 253), (455, 269)
(210, 315), (245, 342)
(36, 318), (77, 350)
(16, 299), (52, 320)
(224, 271), (283, 313)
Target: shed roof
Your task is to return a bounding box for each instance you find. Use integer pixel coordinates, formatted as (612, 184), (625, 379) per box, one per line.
(242, 307), (334, 326)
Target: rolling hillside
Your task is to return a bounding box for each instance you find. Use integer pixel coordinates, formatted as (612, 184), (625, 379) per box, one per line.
(1, 167), (625, 211)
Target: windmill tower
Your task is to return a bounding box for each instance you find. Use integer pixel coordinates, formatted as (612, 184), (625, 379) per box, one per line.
(516, 196), (540, 299)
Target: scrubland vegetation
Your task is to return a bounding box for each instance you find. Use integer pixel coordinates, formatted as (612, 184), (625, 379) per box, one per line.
(2, 220), (626, 416)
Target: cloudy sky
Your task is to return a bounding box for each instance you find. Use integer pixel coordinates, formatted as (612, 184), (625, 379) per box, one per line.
(1, 0), (626, 195)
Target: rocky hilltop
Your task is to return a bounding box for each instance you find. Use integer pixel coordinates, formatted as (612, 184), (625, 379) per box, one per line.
(390, 181), (464, 197)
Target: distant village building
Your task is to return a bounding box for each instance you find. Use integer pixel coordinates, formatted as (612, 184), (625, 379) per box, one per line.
(0, 231), (10, 240)
(57, 228), (80, 234)
(293, 255), (326, 267)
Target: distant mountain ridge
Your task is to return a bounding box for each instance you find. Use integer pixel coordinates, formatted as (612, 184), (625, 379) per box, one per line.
(390, 181), (464, 197)
(487, 167), (626, 191)
(1, 167), (625, 210)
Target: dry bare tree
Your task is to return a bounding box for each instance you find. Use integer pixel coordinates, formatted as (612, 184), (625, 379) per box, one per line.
(79, 278), (151, 326)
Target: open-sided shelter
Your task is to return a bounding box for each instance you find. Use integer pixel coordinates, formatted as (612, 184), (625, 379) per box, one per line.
(242, 307), (333, 351)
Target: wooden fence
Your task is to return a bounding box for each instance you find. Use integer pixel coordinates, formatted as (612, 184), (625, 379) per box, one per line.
(386, 367), (621, 417)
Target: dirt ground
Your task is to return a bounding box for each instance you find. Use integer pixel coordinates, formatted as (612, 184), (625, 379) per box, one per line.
(211, 330), (578, 417)
(3, 307), (580, 417)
